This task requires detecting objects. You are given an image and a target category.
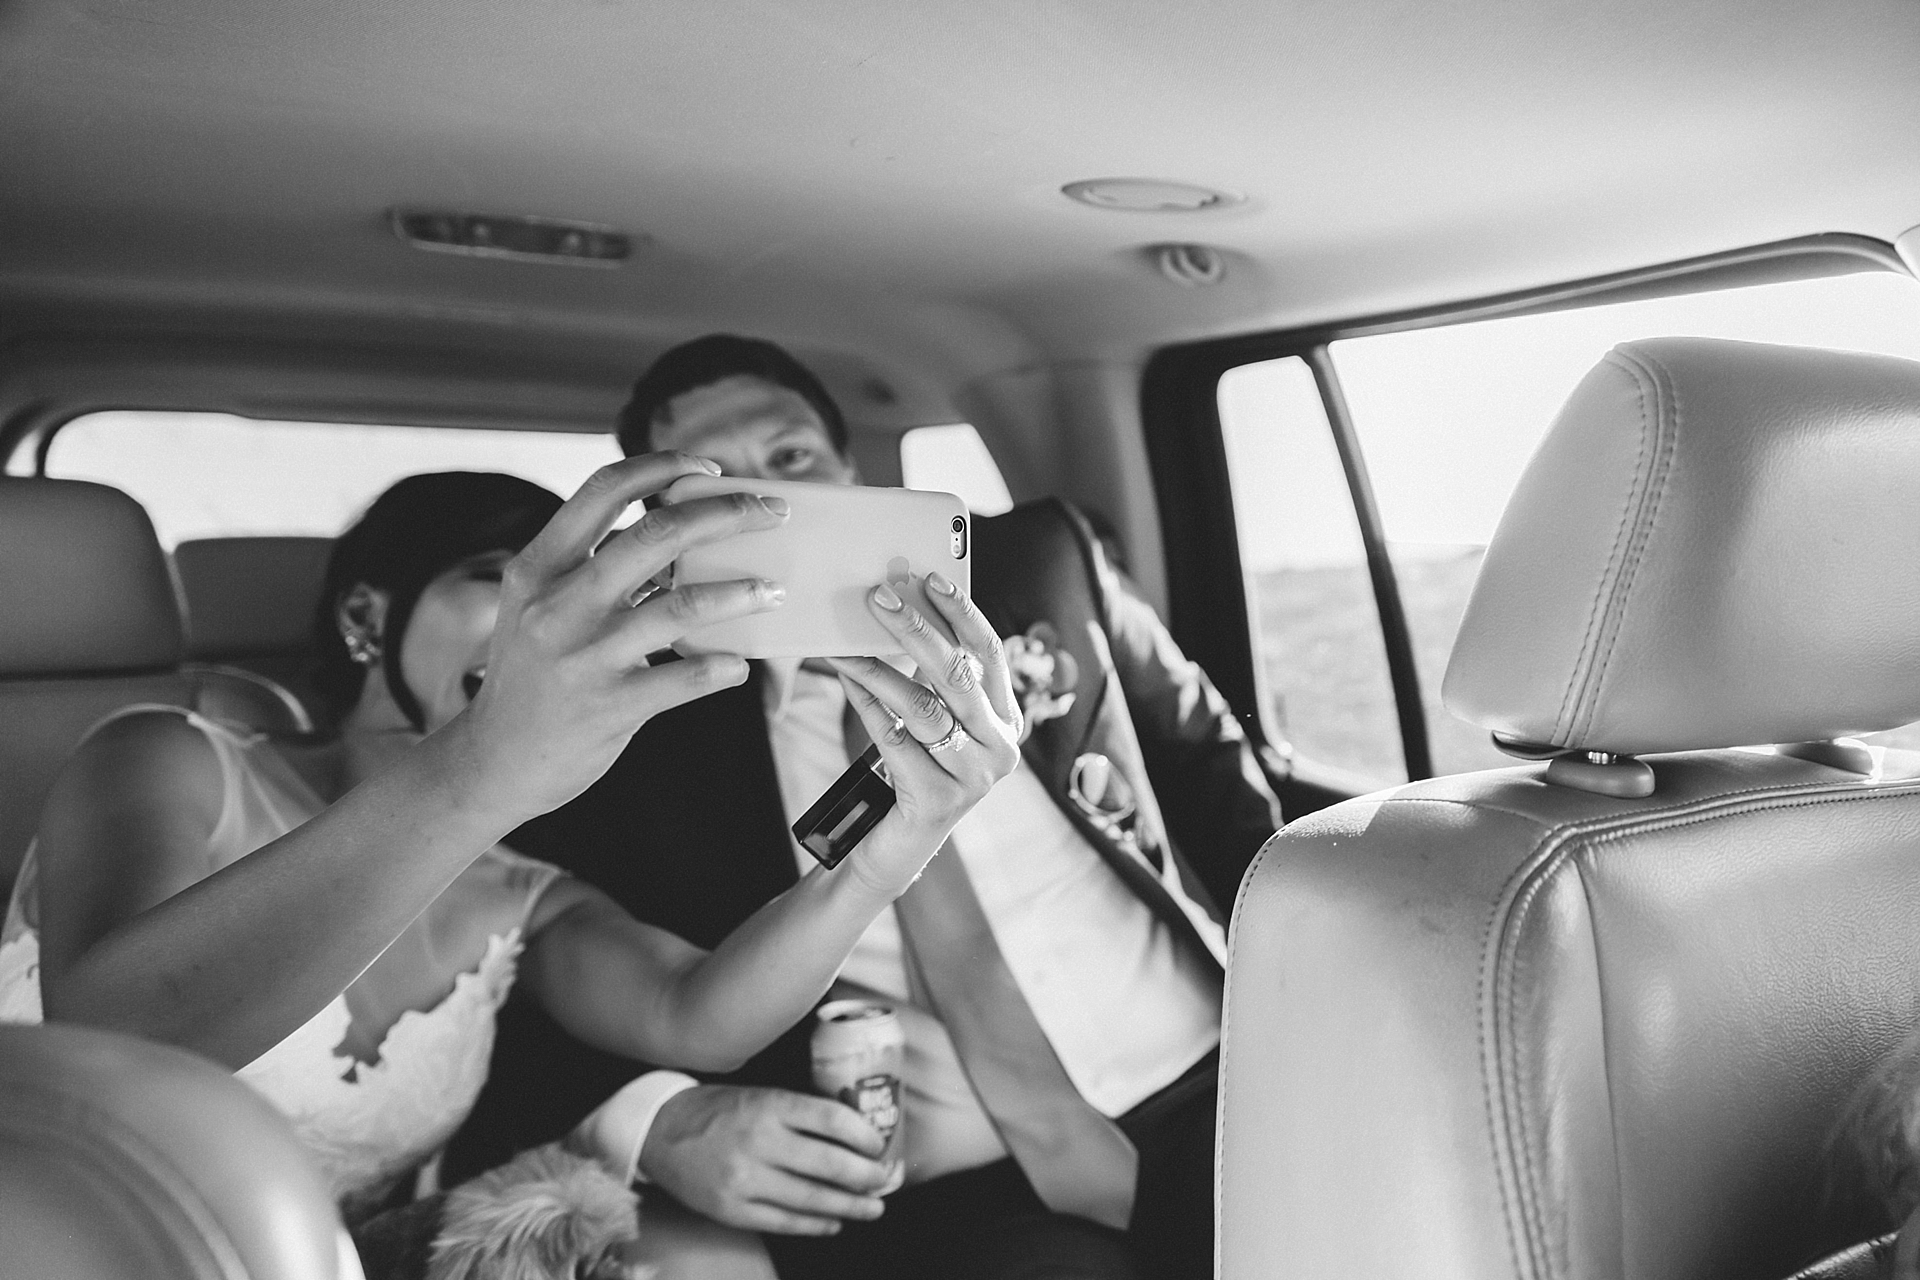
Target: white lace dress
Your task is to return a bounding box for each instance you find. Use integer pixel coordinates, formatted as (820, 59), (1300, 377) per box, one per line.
(0, 706), (564, 1216)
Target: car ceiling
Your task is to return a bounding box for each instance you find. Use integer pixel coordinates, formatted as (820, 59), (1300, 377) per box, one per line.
(3, 0), (1920, 432)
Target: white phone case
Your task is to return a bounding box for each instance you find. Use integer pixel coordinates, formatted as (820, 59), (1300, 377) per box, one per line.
(661, 475), (970, 658)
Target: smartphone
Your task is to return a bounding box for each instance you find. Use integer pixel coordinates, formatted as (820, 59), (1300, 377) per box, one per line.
(661, 475), (970, 658)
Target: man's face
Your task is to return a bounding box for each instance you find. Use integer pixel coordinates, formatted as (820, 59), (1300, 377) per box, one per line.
(649, 374), (858, 486)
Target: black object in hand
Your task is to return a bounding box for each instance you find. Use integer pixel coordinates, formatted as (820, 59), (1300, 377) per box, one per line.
(793, 744), (896, 869)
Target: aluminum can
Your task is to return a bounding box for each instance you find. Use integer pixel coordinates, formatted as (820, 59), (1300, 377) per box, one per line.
(811, 999), (906, 1193)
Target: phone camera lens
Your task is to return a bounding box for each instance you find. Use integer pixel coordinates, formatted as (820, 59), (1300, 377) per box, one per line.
(952, 516), (965, 533)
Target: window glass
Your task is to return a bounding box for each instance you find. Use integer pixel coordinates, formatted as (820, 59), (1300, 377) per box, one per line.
(1331, 268), (1920, 771)
(45, 411), (620, 547)
(1218, 356), (1404, 785)
(899, 423), (1013, 515)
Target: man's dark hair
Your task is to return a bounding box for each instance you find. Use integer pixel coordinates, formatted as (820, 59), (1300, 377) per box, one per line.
(614, 333), (848, 458)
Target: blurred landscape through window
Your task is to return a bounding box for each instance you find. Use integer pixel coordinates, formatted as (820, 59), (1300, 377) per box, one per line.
(46, 412), (618, 548)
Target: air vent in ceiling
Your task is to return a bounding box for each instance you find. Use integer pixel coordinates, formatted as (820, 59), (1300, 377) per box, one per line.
(1062, 179), (1244, 213)
(1151, 243), (1226, 287)
(390, 209), (635, 267)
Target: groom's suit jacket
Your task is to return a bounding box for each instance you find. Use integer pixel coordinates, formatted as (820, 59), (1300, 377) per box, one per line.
(446, 499), (1284, 1181)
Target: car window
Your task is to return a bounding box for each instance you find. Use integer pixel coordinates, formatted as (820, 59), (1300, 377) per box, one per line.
(1330, 269), (1920, 772)
(899, 423), (1013, 515)
(43, 411), (620, 547)
(1218, 356), (1405, 785)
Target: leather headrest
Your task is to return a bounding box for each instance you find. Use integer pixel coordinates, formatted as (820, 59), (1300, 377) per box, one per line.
(0, 1022), (354, 1280)
(1444, 337), (1920, 756)
(0, 478), (184, 677)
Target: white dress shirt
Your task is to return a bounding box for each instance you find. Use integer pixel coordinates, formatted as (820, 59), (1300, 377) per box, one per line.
(761, 659), (1222, 1184)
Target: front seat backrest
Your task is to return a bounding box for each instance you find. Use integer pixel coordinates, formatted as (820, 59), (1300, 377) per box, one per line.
(0, 1021), (358, 1280)
(0, 477), (194, 891)
(1219, 338), (1920, 1280)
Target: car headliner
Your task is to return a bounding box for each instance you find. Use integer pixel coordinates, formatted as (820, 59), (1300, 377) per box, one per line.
(3, 0), (1919, 433)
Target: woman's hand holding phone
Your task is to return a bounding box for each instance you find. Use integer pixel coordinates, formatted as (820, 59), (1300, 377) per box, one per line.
(824, 571), (1023, 897)
(441, 451), (791, 826)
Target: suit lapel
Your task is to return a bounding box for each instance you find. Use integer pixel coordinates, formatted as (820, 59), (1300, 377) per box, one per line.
(972, 507), (1225, 968)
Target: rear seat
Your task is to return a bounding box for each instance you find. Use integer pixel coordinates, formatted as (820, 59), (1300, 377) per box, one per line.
(173, 535), (332, 732)
(0, 479), (311, 895)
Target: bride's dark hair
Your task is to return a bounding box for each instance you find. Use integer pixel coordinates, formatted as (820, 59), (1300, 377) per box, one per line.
(309, 472), (562, 731)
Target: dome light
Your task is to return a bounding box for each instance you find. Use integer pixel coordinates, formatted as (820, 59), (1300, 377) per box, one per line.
(1061, 179), (1244, 213)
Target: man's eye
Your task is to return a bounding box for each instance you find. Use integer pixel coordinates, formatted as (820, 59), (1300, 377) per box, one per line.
(469, 567), (505, 583)
(772, 447), (814, 473)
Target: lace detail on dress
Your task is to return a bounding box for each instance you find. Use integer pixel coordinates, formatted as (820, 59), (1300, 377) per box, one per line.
(0, 840), (44, 1024)
(0, 703), (568, 1212)
(0, 931), (41, 1024)
(238, 929), (526, 1212)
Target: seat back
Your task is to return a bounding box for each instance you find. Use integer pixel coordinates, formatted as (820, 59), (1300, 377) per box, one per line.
(0, 478), (195, 890)
(173, 536), (332, 727)
(1219, 340), (1920, 1280)
(0, 1021), (358, 1280)
(0, 480), (311, 894)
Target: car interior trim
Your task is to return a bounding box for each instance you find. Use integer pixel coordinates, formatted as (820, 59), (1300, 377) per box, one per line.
(1307, 345), (1433, 781)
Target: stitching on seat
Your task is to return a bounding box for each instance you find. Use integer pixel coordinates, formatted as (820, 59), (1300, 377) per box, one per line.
(1577, 854), (1629, 1280)
(1498, 853), (1570, 1280)
(1483, 779), (1920, 1280)
(1573, 347), (1683, 745)
(1213, 835), (1275, 1269)
(1554, 353), (1655, 744)
(1481, 829), (1558, 1280)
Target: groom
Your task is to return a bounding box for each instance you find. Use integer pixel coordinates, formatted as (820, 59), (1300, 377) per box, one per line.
(452, 335), (1284, 1279)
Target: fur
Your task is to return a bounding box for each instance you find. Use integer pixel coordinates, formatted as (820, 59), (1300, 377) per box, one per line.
(425, 1143), (649, 1280)
(1832, 1029), (1920, 1222)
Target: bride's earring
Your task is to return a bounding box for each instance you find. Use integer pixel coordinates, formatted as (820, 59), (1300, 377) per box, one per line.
(344, 629), (382, 667)
(338, 584), (387, 669)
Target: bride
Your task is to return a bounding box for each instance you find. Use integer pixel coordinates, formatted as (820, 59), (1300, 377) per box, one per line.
(0, 455), (1021, 1274)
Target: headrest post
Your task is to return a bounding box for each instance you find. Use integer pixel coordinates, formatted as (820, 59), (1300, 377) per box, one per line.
(1544, 752), (1655, 798)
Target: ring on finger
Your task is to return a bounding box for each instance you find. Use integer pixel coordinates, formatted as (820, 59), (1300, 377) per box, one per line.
(925, 722), (972, 753)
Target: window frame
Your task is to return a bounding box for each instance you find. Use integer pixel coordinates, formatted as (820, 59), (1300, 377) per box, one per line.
(1141, 232), (1913, 785)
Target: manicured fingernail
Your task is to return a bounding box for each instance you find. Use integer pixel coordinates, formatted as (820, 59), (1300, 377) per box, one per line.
(761, 580), (786, 605)
(927, 571), (956, 596)
(873, 583), (903, 611)
(759, 495), (790, 517)
(694, 455), (722, 475)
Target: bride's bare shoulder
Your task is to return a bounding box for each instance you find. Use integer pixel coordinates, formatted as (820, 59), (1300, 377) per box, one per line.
(43, 709), (226, 839)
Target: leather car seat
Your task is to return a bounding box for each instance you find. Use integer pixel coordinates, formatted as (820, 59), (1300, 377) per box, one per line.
(0, 1020), (359, 1280)
(1218, 338), (1920, 1280)
(0, 478), (308, 894)
(174, 535), (332, 729)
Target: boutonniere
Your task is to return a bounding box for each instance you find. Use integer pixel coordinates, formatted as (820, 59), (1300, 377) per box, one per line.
(1003, 621), (1078, 744)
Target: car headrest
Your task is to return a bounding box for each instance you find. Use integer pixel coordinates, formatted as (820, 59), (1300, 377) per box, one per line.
(0, 478), (185, 678)
(1444, 337), (1920, 757)
(173, 537), (333, 660)
(0, 1021), (358, 1280)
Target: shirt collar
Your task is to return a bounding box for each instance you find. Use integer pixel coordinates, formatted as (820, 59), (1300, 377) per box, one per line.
(759, 657), (802, 721)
